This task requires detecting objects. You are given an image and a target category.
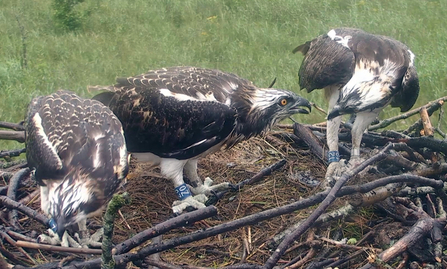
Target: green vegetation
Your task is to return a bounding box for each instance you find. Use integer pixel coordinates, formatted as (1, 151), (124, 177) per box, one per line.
(52, 0), (86, 32)
(1, 0), (447, 150)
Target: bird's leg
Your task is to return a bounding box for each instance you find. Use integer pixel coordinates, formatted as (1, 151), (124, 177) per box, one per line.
(39, 185), (50, 214)
(160, 159), (207, 215)
(324, 87), (346, 187)
(184, 159), (232, 196)
(348, 111), (379, 168)
(75, 218), (103, 248)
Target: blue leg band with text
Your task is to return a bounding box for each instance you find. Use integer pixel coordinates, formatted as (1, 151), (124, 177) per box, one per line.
(48, 218), (57, 233)
(328, 151), (340, 163)
(175, 183), (192, 200)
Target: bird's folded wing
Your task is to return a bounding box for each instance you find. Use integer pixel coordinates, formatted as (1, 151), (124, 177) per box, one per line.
(94, 87), (237, 160)
(295, 35), (355, 92)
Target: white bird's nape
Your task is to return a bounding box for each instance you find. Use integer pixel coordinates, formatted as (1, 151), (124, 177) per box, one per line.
(327, 29), (352, 48)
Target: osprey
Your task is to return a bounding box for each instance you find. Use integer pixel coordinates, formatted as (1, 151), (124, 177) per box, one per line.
(294, 28), (420, 182)
(92, 66), (311, 214)
(25, 90), (128, 247)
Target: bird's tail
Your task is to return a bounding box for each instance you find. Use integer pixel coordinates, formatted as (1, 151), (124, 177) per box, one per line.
(292, 41), (311, 54)
(91, 91), (116, 106)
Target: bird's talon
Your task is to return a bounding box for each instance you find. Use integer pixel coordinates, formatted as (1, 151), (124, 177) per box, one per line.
(203, 177), (214, 186)
(229, 183), (238, 191)
(76, 228), (103, 248)
(172, 195), (207, 215)
(205, 193), (220, 206)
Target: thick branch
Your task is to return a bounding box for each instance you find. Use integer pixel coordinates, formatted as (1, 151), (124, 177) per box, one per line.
(405, 100), (446, 135)
(6, 168), (30, 229)
(404, 136), (447, 155)
(211, 159), (287, 203)
(339, 174), (443, 196)
(0, 148), (26, 159)
(360, 218), (443, 268)
(236, 159), (287, 187)
(293, 122), (326, 163)
(0, 121), (24, 131)
(0, 131), (25, 143)
(420, 107), (434, 136)
(16, 240), (102, 255)
(0, 195), (50, 227)
(114, 205), (218, 254)
(338, 131), (447, 156)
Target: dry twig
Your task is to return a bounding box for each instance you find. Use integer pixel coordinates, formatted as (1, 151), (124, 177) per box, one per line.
(369, 96), (447, 131)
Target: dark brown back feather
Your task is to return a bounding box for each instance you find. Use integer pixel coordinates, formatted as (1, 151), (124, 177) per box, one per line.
(25, 90), (128, 183)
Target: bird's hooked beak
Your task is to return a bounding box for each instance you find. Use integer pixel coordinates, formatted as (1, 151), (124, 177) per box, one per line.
(291, 96), (312, 114)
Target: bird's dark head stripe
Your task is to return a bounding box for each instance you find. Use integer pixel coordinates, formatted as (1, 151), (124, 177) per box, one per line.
(227, 88), (311, 146)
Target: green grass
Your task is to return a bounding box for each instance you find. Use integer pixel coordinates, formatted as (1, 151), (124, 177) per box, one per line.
(1, 0), (447, 151)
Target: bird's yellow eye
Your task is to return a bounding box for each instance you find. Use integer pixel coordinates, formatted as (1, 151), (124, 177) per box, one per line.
(280, 98), (288, 106)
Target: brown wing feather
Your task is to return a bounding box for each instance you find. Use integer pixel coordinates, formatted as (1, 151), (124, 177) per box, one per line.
(114, 66), (255, 103)
(294, 34), (355, 92)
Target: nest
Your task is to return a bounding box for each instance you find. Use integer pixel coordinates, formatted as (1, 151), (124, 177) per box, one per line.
(1, 96), (447, 269)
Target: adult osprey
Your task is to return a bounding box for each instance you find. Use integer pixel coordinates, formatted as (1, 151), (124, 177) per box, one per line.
(294, 28), (420, 182)
(92, 66), (311, 214)
(25, 90), (128, 247)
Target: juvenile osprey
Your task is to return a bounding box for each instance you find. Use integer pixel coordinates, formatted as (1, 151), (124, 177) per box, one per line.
(92, 66), (311, 214)
(294, 28), (419, 182)
(25, 90), (128, 247)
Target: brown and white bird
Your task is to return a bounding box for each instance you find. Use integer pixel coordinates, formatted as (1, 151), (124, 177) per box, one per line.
(92, 66), (311, 214)
(294, 28), (420, 182)
(25, 90), (128, 247)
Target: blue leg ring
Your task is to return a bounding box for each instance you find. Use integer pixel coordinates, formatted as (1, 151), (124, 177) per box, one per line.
(328, 151), (340, 163)
(175, 183), (192, 200)
(48, 218), (57, 233)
